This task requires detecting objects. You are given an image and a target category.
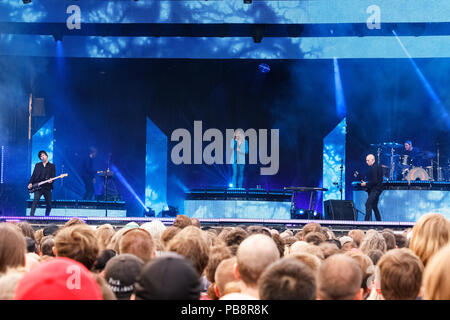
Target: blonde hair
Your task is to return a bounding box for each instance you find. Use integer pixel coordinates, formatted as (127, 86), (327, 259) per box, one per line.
(54, 224), (99, 270)
(423, 243), (450, 300)
(140, 220), (166, 242)
(95, 224), (115, 252)
(0, 223), (26, 274)
(289, 252), (321, 274)
(409, 213), (450, 266)
(360, 232), (386, 254)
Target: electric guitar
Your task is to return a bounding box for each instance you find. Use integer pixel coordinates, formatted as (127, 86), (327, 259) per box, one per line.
(28, 173), (68, 193)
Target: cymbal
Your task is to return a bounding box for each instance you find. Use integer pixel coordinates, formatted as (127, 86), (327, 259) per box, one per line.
(382, 142), (403, 148)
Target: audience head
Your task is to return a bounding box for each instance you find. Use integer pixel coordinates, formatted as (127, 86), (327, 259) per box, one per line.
(166, 226), (209, 275)
(17, 222), (35, 241)
(25, 237), (37, 254)
(190, 218), (201, 228)
(345, 250), (374, 292)
(205, 245), (232, 284)
(54, 224), (99, 270)
(423, 243), (450, 300)
(214, 257), (239, 298)
(258, 258), (316, 300)
(339, 236), (355, 251)
(95, 224), (115, 252)
(360, 232), (387, 254)
(377, 248), (423, 300)
(43, 224), (59, 237)
(40, 236), (55, 257)
(301, 223), (322, 240)
(173, 215), (192, 229)
(104, 254), (144, 300)
(367, 249), (384, 266)
(0, 223), (26, 274)
(160, 226), (181, 248)
(93, 249), (116, 272)
(319, 242), (340, 259)
(394, 233), (407, 248)
(305, 232), (326, 246)
(236, 234), (280, 288)
(409, 213), (450, 266)
(317, 254), (363, 300)
(119, 228), (155, 263)
(382, 231), (397, 251)
(140, 220), (167, 242)
(289, 252), (321, 275)
(133, 253), (201, 300)
(223, 227), (248, 248)
(64, 218), (86, 228)
(348, 229), (364, 247)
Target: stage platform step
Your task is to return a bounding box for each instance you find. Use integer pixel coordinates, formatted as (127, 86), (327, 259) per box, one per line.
(25, 200), (126, 217)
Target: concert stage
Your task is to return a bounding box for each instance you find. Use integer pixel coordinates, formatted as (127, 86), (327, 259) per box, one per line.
(352, 181), (450, 222)
(25, 199), (126, 217)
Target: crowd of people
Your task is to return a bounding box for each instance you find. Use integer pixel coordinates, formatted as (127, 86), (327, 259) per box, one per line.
(0, 212), (449, 300)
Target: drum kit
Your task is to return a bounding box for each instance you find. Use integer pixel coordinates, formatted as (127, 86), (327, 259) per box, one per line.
(370, 142), (450, 181)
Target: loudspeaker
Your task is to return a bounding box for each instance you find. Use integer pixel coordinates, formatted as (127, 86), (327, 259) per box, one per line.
(324, 200), (356, 220)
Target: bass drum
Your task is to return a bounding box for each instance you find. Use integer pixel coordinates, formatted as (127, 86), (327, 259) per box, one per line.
(405, 167), (430, 181)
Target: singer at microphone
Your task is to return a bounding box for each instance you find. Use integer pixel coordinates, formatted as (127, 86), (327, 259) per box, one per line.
(229, 129), (248, 188)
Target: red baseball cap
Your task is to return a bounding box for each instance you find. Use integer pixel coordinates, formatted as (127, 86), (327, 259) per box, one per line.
(14, 257), (102, 300)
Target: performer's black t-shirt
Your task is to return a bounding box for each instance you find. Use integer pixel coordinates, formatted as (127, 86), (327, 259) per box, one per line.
(366, 163), (384, 192)
(29, 162), (56, 190)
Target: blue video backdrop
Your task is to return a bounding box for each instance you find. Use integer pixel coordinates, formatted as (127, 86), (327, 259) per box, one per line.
(145, 117), (167, 215)
(185, 199), (291, 219)
(353, 190), (450, 222)
(31, 116), (54, 174)
(1, 0), (450, 24)
(323, 118), (346, 202)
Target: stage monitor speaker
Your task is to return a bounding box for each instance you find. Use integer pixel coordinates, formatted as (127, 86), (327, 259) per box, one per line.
(324, 200), (356, 220)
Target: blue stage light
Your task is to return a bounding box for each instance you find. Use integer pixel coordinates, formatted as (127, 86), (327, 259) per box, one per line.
(333, 57), (347, 118)
(393, 30), (450, 129)
(258, 63), (270, 73)
(110, 164), (148, 212)
(229, 183), (233, 188)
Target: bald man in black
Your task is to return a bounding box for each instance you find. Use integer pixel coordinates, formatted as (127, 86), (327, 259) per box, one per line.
(361, 154), (383, 221)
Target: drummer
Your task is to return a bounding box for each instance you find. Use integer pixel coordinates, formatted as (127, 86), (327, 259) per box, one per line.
(400, 140), (422, 167)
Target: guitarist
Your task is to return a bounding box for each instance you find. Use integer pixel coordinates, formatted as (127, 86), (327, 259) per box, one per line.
(360, 154), (384, 221)
(28, 150), (56, 216)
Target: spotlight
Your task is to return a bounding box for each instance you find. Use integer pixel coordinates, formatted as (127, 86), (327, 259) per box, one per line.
(258, 63), (270, 73)
(293, 208), (307, 219)
(307, 210), (322, 220)
(228, 183), (233, 188)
